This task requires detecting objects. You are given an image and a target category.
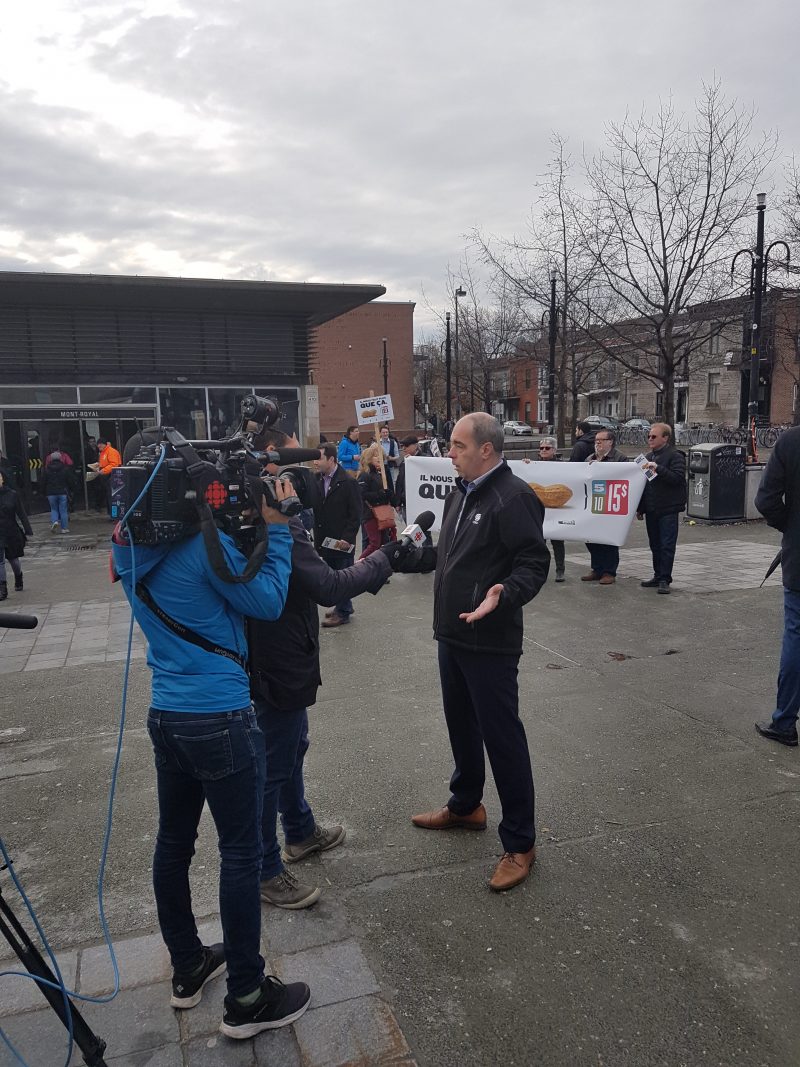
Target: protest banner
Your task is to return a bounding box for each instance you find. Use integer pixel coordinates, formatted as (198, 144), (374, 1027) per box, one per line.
(403, 458), (648, 546)
(355, 393), (394, 426)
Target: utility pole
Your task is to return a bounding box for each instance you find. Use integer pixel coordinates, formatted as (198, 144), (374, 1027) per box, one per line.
(445, 312), (452, 424)
(454, 286), (466, 417)
(548, 269), (558, 432)
(746, 193), (767, 459)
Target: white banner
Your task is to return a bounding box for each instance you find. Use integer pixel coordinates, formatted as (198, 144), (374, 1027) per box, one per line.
(403, 458), (648, 546)
(355, 393), (394, 425)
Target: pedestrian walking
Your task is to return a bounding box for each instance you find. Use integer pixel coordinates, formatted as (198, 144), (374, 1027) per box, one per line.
(43, 450), (73, 533)
(754, 426), (800, 746)
(0, 470), (32, 600)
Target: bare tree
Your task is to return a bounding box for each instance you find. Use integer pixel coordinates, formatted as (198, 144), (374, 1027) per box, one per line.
(471, 136), (604, 444)
(573, 81), (776, 426)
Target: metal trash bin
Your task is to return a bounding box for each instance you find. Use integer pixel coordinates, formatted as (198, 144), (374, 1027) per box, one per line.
(686, 443), (746, 522)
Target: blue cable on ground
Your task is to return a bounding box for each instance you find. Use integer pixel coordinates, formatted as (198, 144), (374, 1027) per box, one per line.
(0, 446), (166, 1067)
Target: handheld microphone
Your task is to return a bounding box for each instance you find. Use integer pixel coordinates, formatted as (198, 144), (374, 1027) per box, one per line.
(0, 613), (38, 630)
(399, 511), (435, 548)
(260, 447), (324, 466)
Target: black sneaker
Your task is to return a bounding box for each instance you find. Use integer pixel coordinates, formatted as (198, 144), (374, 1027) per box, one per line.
(170, 943), (226, 1009)
(640, 577), (659, 588)
(755, 720), (799, 747)
(220, 975), (311, 1039)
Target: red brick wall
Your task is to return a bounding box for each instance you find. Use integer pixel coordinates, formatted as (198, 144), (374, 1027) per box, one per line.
(314, 301), (415, 441)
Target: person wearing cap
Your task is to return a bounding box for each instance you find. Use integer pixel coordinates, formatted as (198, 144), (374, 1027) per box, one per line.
(394, 435), (419, 521)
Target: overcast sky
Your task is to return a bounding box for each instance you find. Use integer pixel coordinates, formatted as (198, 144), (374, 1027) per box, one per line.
(1, 0), (797, 337)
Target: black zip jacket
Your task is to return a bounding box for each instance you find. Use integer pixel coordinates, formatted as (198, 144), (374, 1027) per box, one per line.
(639, 445), (687, 515)
(314, 466), (362, 549)
(0, 486), (32, 555)
(428, 461), (550, 655)
(358, 468), (392, 520)
(248, 518), (391, 710)
(569, 431), (596, 462)
(755, 425), (800, 591)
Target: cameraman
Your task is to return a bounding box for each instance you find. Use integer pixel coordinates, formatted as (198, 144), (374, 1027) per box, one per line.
(112, 471), (311, 1040)
(248, 432), (395, 909)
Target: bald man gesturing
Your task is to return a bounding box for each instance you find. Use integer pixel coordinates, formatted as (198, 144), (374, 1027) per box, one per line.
(408, 413), (550, 892)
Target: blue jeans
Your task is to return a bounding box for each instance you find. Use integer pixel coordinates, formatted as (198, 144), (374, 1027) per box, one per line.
(254, 698), (316, 880)
(146, 707), (266, 997)
(645, 512), (680, 583)
(48, 494), (69, 530)
(771, 589), (800, 733)
(587, 542), (619, 577)
(320, 547), (354, 617)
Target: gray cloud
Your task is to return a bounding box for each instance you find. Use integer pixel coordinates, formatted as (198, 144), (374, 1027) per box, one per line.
(1, 0), (798, 333)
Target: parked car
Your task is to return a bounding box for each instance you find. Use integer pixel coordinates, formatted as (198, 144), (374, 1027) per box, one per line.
(584, 415), (619, 430)
(503, 420), (533, 436)
(622, 418), (651, 429)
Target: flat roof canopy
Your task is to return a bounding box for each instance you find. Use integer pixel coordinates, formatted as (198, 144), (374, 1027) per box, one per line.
(0, 271), (386, 326)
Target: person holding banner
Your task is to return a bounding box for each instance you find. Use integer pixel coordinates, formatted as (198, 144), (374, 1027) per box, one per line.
(406, 413), (550, 893)
(582, 430), (629, 586)
(357, 445), (395, 558)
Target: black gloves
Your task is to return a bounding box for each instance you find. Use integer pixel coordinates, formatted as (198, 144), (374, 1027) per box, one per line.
(378, 541), (422, 572)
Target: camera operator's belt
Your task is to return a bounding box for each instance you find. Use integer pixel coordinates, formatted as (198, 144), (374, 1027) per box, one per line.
(135, 581), (247, 670)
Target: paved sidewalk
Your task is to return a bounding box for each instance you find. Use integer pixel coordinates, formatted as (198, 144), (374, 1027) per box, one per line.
(0, 903), (416, 1066)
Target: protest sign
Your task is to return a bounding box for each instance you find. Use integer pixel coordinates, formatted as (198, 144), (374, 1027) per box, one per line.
(403, 458), (648, 546)
(355, 393), (394, 426)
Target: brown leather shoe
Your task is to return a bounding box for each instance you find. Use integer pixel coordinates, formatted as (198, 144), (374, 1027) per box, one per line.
(489, 847), (536, 891)
(411, 804), (487, 831)
(598, 574), (616, 585)
(581, 571), (600, 582)
(322, 613), (350, 628)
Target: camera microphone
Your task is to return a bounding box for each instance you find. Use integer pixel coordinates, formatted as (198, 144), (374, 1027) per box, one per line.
(0, 613), (38, 630)
(261, 447), (324, 466)
(399, 511), (435, 548)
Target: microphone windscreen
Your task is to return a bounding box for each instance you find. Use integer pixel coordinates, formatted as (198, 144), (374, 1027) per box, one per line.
(0, 613), (38, 630)
(270, 447), (324, 464)
(414, 511), (436, 531)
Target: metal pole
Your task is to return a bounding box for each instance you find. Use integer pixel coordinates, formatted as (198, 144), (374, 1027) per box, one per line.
(548, 271), (557, 431)
(747, 193), (766, 461)
(381, 338), (389, 395)
(445, 313), (452, 424)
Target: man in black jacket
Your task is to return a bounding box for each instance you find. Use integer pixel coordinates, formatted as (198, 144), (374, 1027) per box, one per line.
(408, 413), (550, 892)
(636, 423), (687, 594)
(248, 516), (393, 907)
(569, 421), (597, 462)
(314, 444), (363, 628)
(754, 427), (800, 746)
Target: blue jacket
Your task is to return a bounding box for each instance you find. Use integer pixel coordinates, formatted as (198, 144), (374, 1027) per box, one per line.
(337, 436), (361, 472)
(112, 525), (292, 713)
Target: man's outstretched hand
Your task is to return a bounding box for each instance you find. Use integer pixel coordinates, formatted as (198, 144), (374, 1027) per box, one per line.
(460, 584), (504, 624)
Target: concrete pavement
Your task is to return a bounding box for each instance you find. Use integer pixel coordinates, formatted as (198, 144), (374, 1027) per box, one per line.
(1, 511), (798, 1066)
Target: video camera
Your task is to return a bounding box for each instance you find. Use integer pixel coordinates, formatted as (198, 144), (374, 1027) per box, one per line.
(110, 395), (321, 581)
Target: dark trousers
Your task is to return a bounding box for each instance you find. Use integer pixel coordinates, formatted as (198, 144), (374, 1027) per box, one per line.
(320, 547), (355, 617)
(437, 642), (535, 853)
(254, 698), (316, 881)
(586, 542), (619, 577)
(146, 707), (265, 998)
(772, 589), (800, 732)
(550, 540), (565, 571)
(0, 547), (22, 582)
(645, 512), (679, 583)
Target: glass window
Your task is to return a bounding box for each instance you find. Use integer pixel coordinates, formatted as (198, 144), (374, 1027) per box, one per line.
(254, 388), (301, 437)
(208, 388), (257, 439)
(79, 386), (157, 404)
(0, 386), (78, 404)
(158, 387), (209, 439)
(707, 373), (720, 405)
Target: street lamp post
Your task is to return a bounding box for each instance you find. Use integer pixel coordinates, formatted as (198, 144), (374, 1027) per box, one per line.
(548, 269), (558, 431)
(445, 312), (452, 424)
(731, 193), (792, 461)
(454, 286), (466, 416)
(381, 337), (389, 395)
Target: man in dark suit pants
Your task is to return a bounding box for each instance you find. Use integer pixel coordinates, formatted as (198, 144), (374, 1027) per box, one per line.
(755, 427), (800, 746)
(636, 422), (687, 594)
(406, 413), (550, 892)
(314, 444), (362, 628)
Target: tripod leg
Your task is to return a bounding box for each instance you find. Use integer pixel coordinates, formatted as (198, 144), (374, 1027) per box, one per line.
(0, 895), (109, 1067)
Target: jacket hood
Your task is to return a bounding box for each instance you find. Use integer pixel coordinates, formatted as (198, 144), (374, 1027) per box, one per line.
(111, 528), (173, 582)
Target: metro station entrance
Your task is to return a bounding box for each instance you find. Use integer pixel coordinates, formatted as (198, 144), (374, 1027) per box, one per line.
(2, 410), (154, 514)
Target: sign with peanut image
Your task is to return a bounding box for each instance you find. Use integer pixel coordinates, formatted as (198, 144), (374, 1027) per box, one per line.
(403, 458), (647, 545)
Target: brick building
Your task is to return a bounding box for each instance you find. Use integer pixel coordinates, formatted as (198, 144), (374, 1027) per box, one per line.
(314, 301), (415, 440)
